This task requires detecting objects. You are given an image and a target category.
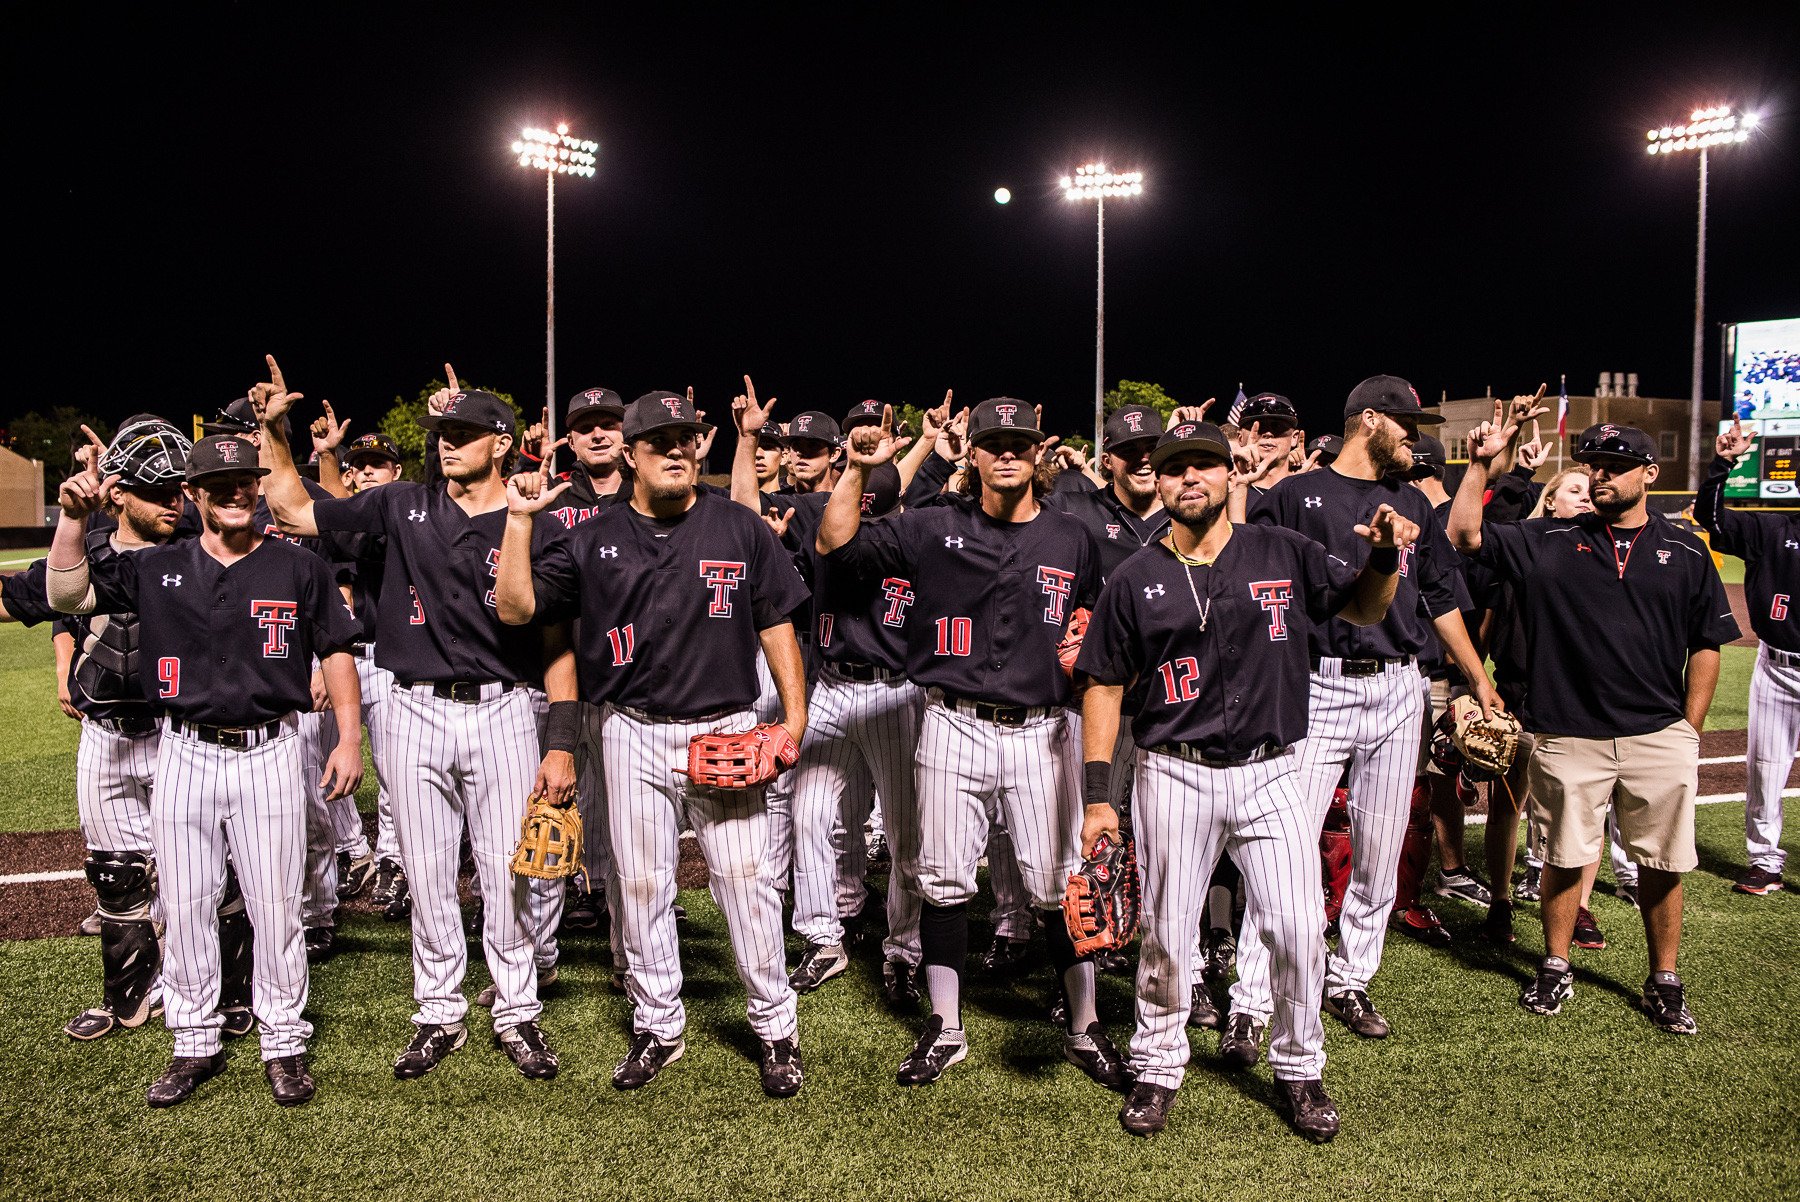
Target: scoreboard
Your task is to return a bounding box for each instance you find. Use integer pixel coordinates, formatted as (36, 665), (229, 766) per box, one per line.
(1722, 317), (1800, 502)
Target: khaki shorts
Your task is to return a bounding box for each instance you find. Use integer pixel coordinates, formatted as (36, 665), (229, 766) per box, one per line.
(1418, 675), (1454, 776)
(1526, 720), (1700, 873)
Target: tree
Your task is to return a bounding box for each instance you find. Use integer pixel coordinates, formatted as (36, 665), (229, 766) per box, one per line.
(2, 407), (112, 499)
(1103, 380), (1180, 420)
(376, 379), (522, 480)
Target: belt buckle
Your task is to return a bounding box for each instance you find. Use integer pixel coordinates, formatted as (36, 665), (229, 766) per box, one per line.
(991, 706), (1026, 727)
(1342, 658), (1379, 677)
(218, 727), (248, 750)
(449, 682), (481, 703)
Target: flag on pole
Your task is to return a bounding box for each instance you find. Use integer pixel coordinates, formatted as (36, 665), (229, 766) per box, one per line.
(1556, 373), (1569, 439)
(1225, 383), (1248, 427)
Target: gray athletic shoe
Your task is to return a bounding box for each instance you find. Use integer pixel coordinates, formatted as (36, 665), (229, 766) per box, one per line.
(613, 1031), (684, 1090)
(896, 1015), (968, 1085)
(1432, 868), (1493, 908)
(393, 1022), (467, 1079)
(788, 942), (849, 993)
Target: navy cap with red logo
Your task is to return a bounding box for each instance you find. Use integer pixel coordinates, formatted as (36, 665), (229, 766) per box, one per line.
(565, 386), (626, 427)
(786, 411), (842, 448)
(417, 390), (518, 439)
(1103, 405), (1164, 451)
(185, 435), (269, 482)
(843, 399), (886, 431)
(967, 398), (1045, 447)
(1573, 423), (1657, 467)
(1307, 434), (1343, 463)
(622, 391), (712, 442)
(859, 462), (902, 517)
(1343, 374), (1445, 424)
(1148, 421), (1233, 472)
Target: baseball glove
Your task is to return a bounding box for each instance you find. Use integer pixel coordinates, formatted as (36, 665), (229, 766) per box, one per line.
(1057, 607), (1091, 678)
(510, 794), (583, 880)
(1449, 695), (1522, 779)
(681, 722), (800, 790)
(1061, 833), (1140, 957)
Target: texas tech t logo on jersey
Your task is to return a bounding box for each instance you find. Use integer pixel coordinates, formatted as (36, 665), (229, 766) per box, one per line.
(700, 561), (746, 617)
(251, 600), (298, 658)
(881, 577), (915, 627)
(1038, 566), (1074, 623)
(1247, 580), (1293, 640)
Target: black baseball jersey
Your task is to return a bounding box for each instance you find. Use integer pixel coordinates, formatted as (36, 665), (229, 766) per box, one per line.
(7, 542), (163, 722)
(1043, 485), (1171, 582)
(1471, 513), (1740, 738)
(1250, 468), (1461, 660)
(542, 470), (630, 530)
(82, 535), (358, 726)
(1414, 495), (1475, 680)
(530, 489), (810, 716)
(783, 493), (909, 671)
(828, 501), (1102, 707)
(257, 477), (334, 555)
(317, 527), (386, 644)
(1697, 456), (1800, 652)
(2, 558), (56, 626)
(902, 453), (955, 511)
(313, 481), (564, 685)
(1077, 528), (1360, 756)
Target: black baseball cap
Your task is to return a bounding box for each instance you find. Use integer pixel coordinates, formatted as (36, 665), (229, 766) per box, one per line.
(201, 397), (259, 434)
(185, 435), (268, 482)
(843, 399), (886, 431)
(859, 462), (903, 517)
(565, 386), (625, 428)
(967, 397), (1045, 448)
(417, 390), (517, 439)
(343, 432), (402, 464)
(1103, 405), (1163, 451)
(1343, 374), (1444, 424)
(786, 411), (842, 448)
(622, 391), (712, 442)
(1573, 423), (1657, 467)
(1408, 433), (1447, 478)
(756, 421), (787, 447)
(1307, 434), (1343, 461)
(1149, 421), (1233, 472)
(1239, 392), (1300, 429)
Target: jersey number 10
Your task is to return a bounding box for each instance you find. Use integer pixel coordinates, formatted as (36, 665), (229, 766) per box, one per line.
(933, 616), (972, 657)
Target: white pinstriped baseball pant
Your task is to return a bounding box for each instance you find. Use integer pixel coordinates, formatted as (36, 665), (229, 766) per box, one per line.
(1746, 646), (1800, 872)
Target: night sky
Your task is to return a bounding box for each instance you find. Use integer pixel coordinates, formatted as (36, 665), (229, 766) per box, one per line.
(16, 6), (1800, 447)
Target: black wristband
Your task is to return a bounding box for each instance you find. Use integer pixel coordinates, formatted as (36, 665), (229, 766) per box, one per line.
(545, 700), (580, 754)
(1083, 760), (1113, 810)
(1368, 546), (1400, 574)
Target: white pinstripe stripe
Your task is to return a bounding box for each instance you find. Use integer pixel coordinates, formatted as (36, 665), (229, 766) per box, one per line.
(1745, 647), (1800, 872)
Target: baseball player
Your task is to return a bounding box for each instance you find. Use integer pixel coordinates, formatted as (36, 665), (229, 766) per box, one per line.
(820, 400), (1127, 1091)
(1233, 393), (1309, 501)
(1699, 419), (1799, 896)
(253, 358), (563, 1081)
(1232, 375), (1502, 1055)
(495, 391), (812, 1097)
(1077, 419), (1414, 1140)
(1451, 414), (1738, 1032)
(47, 432), (364, 1108)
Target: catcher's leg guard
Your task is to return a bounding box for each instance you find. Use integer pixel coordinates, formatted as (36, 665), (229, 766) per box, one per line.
(1319, 788), (1352, 926)
(1393, 783), (1435, 912)
(218, 862), (255, 1015)
(84, 851), (161, 1031)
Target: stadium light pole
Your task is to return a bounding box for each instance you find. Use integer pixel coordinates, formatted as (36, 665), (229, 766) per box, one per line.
(1646, 105), (1758, 491)
(512, 123), (598, 453)
(1062, 164), (1145, 453)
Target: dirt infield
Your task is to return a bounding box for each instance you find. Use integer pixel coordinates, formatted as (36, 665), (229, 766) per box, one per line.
(3, 728), (1789, 942)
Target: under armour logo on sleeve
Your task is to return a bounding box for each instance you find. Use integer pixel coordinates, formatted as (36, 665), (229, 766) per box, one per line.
(599, 546), (619, 558)
(408, 509), (427, 522)
(1144, 583), (1165, 599)
(1787, 539), (1798, 550)
(944, 536), (964, 549)
(161, 574), (182, 587)
(1304, 497), (1322, 508)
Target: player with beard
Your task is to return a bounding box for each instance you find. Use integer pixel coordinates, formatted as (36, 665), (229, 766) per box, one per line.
(1231, 376), (1502, 1056)
(1449, 412), (1737, 1033)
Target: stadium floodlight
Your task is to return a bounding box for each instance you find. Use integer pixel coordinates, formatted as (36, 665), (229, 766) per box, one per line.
(1645, 105), (1760, 490)
(512, 123), (599, 454)
(1062, 164), (1147, 453)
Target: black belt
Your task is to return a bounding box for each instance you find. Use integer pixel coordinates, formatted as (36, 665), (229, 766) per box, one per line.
(170, 718), (284, 751)
(832, 660), (899, 682)
(1152, 739), (1290, 769)
(1768, 646), (1800, 669)
(404, 680), (518, 703)
(92, 714), (159, 737)
(349, 641), (374, 658)
(1311, 655), (1411, 678)
(938, 692), (1050, 727)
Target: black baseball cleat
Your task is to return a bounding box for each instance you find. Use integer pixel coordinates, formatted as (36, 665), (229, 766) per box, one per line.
(1093, 946), (1133, 975)
(1389, 903), (1451, 946)
(1119, 1082), (1178, 1137)
(1571, 906), (1607, 950)
(337, 852), (376, 900)
(978, 935), (1032, 976)
(672, 902), (688, 921)
(560, 889), (604, 933)
(1640, 975), (1698, 1035)
(496, 1020), (560, 1079)
(1187, 982), (1223, 1030)
(1203, 929), (1237, 982)
(896, 1015), (968, 1086)
(1217, 1012), (1265, 1070)
(1519, 957), (1575, 1016)
(303, 926), (335, 964)
(882, 958), (921, 1007)
(866, 832), (891, 873)
(1514, 864), (1542, 902)
(788, 942), (849, 993)
(1323, 989), (1390, 1038)
(369, 859), (405, 910)
(758, 1037), (804, 1097)
(265, 1054), (316, 1106)
(1733, 866), (1784, 896)
(65, 996), (164, 1042)
(147, 1052), (227, 1108)
(383, 870), (413, 921)
(1478, 898), (1517, 945)
(220, 1006), (257, 1039)
(1279, 1077), (1341, 1143)
(393, 1022), (467, 1079)
(613, 1031), (685, 1090)
(1063, 1022), (1134, 1092)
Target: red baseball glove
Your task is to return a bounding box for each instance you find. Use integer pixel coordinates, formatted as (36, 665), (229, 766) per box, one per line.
(1061, 833), (1140, 957)
(681, 722), (800, 790)
(1057, 606), (1091, 678)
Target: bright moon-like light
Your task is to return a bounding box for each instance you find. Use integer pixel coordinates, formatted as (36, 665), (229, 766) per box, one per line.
(994, 187), (1012, 204)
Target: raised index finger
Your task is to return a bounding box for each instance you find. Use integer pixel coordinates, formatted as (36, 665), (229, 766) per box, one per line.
(266, 354), (286, 393)
(444, 363), (459, 392)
